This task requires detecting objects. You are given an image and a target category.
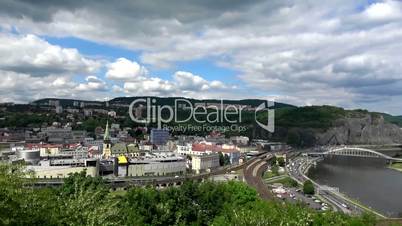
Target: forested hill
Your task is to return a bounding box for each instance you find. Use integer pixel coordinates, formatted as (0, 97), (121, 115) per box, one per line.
(32, 96), (295, 109)
(4, 97), (402, 147)
(110, 96), (294, 108)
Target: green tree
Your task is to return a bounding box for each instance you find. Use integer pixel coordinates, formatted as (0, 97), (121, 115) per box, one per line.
(61, 170), (107, 197)
(287, 129), (301, 146)
(0, 163), (378, 226)
(219, 152), (225, 166)
(303, 180), (315, 195)
(0, 164), (57, 225)
(271, 165), (279, 176)
(224, 154), (231, 165)
(270, 155), (277, 166)
(277, 157), (285, 167)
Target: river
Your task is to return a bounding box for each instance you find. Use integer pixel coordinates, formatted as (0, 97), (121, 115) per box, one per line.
(308, 155), (402, 217)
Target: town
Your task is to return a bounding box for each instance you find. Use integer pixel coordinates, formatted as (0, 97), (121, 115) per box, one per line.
(2, 0), (402, 224)
(0, 99), (286, 179)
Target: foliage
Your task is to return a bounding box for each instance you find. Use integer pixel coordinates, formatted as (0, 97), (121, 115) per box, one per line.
(275, 105), (346, 129)
(271, 177), (299, 188)
(263, 165), (279, 179)
(212, 200), (376, 226)
(0, 163), (381, 226)
(61, 170), (107, 196)
(382, 113), (402, 127)
(219, 152), (231, 166)
(303, 180), (315, 195)
(270, 156), (277, 166)
(277, 156), (285, 167)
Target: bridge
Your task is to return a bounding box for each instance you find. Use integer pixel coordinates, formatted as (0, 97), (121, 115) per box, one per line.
(307, 146), (402, 163)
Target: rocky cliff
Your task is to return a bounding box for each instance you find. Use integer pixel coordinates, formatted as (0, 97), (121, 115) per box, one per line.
(317, 115), (402, 145)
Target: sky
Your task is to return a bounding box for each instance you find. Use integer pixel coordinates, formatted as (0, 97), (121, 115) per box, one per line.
(0, 0), (402, 114)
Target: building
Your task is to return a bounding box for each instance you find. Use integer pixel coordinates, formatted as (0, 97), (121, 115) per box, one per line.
(191, 153), (219, 174)
(15, 147), (40, 165)
(191, 142), (241, 165)
(176, 144), (193, 156)
(84, 138), (103, 149)
(111, 143), (146, 157)
(126, 156), (186, 177)
(230, 136), (249, 145)
(221, 149), (241, 165)
(55, 105), (63, 114)
(103, 122), (112, 158)
(83, 109), (93, 117)
(42, 127), (73, 144)
(150, 129), (170, 145)
(72, 130), (87, 143)
(108, 111), (117, 118)
(26, 159), (98, 178)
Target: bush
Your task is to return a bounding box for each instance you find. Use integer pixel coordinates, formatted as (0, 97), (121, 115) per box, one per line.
(303, 180), (315, 195)
(0, 163), (377, 226)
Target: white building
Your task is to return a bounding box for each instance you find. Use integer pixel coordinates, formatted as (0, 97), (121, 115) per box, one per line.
(176, 144), (194, 156)
(26, 159), (98, 178)
(108, 111), (117, 118)
(127, 156), (186, 177)
(191, 153), (219, 174)
(230, 136), (249, 145)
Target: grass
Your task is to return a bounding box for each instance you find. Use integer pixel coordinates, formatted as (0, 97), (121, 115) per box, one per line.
(389, 163), (402, 172)
(263, 171), (279, 179)
(266, 176), (299, 188)
(109, 189), (127, 197)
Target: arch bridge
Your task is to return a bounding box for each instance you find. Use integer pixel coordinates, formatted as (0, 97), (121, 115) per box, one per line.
(308, 146), (402, 163)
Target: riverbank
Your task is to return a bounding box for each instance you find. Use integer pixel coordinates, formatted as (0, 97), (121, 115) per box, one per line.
(389, 163), (402, 173)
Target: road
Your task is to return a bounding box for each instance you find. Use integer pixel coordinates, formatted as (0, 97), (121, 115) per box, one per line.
(243, 153), (273, 200)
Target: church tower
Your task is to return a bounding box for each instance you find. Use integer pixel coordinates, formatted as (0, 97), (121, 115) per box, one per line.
(103, 121), (112, 158)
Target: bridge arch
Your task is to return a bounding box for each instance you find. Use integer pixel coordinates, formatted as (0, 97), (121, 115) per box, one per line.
(324, 147), (394, 160)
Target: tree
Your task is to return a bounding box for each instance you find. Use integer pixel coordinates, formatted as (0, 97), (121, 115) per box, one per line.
(219, 152), (225, 166)
(271, 165), (279, 176)
(303, 180), (315, 195)
(0, 163), (377, 226)
(224, 154), (231, 165)
(61, 170), (107, 197)
(287, 129), (301, 146)
(270, 156), (277, 166)
(277, 157), (285, 167)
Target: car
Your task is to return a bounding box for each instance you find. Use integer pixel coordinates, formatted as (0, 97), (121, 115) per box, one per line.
(174, 175), (179, 178)
(341, 203), (348, 209)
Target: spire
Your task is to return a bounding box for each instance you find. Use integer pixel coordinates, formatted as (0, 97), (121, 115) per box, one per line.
(104, 121), (110, 141)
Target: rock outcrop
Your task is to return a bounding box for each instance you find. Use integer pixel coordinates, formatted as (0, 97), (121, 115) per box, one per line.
(317, 115), (402, 145)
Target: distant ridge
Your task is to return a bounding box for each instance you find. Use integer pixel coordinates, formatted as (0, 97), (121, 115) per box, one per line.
(32, 96), (295, 109)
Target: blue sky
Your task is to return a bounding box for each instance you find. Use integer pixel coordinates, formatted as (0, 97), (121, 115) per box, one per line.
(44, 36), (238, 86)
